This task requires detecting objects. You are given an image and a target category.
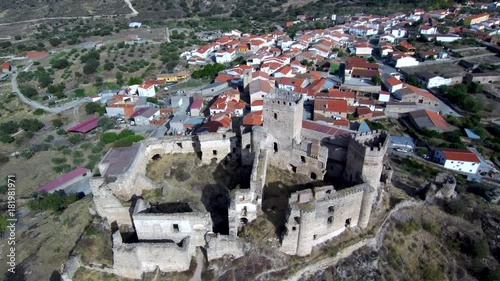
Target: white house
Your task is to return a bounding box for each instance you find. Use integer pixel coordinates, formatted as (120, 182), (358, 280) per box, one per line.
(378, 91), (390, 102)
(434, 34), (462, 43)
(215, 48), (237, 64)
(391, 28), (407, 38)
(137, 82), (156, 97)
(129, 22), (142, 28)
(382, 75), (404, 93)
(414, 71), (452, 88)
(380, 34), (397, 44)
(192, 44), (215, 59)
(349, 26), (377, 37)
(419, 25), (438, 35)
(351, 43), (373, 57)
(393, 55), (419, 68)
(433, 148), (480, 174)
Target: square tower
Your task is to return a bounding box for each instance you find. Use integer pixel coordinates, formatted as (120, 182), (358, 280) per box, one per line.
(263, 89), (304, 165)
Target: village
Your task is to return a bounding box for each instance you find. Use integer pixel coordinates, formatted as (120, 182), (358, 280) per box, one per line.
(1, 1), (500, 281)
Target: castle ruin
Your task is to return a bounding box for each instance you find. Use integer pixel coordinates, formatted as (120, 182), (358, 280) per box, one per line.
(90, 89), (389, 278)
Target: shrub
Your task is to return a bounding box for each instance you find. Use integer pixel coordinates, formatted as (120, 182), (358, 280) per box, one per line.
(21, 149), (35, 159)
(72, 150), (83, 158)
(74, 88), (85, 97)
(422, 261), (445, 281)
(20, 118), (44, 132)
(33, 109), (45, 115)
(27, 192), (78, 212)
(52, 119), (63, 128)
(422, 220), (440, 236)
(44, 134), (54, 142)
(68, 134), (84, 144)
(56, 128), (66, 135)
(0, 134), (14, 144)
(470, 239), (489, 259)
(396, 219), (421, 235)
(445, 199), (466, 217)
(51, 157), (67, 164)
(101, 132), (118, 144)
(117, 129), (134, 139)
(80, 142), (93, 150)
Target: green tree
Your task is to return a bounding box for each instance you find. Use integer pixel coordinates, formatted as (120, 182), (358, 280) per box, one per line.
(0, 121), (19, 134)
(104, 61), (115, 70)
(33, 108), (45, 115)
(128, 77), (142, 85)
(101, 132), (118, 144)
(20, 85), (38, 98)
(19, 118), (44, 132)
(98, 116), (115, 131)
(116, 71), (124, 85)
(85, 102), (104, 115)
(74, 88), (85, 97)
(68, 134), (83, 144)
(52, 58), (69, 69)
(48, 37), (62, 47)
(371, 76), (381, 85)
(52, 119), (63, 128)
(83, 58), (100, 75)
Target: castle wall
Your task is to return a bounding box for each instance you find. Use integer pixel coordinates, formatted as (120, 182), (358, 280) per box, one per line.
(280, 184), (371, 256)
(112, 231), (193, 279)
(206, 234), (245, 261)
(344, 131), (388, 189)
(132, 199), (212, 242)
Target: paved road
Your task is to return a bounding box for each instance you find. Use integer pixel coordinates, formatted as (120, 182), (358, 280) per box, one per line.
(11, 70), (88, 114)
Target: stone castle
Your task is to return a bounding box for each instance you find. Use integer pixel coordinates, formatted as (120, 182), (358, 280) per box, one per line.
(90, 89), (390, 278)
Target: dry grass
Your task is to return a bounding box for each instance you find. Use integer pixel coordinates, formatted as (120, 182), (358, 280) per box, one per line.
(145, 153), (243, 211)
(73, 267), (136, 281)
(0, 150), (65, 198)
(0, 197), (93, 281)
(74, 220), (113, 266)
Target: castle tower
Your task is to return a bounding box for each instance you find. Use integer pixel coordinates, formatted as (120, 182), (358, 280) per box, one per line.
(358, 185), (375, 228)
(263, 89), (304, 167)
(242, 69), (252, 94)
(343, 130), (389, 190)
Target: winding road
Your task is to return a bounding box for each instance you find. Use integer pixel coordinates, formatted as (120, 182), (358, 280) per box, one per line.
(10, 68), (88, 114)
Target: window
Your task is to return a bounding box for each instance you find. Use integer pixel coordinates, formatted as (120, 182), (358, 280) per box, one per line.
(213, 150), (217, 156)
(173, 224), (179, 232)
(327, 216), (333, 224)
(328, 206), (334, 213)
(301, 156), (306, 163)
(345, 218), (351, 228)
(292, 227), (296, 231)
(274, 113), (278, 120)
(313, 234), (317, 240)
(310, 173), (317, 180)
(274, 142), (278, 153)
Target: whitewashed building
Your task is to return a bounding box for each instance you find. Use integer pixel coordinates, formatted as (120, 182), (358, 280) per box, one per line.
(433, 149), (480, 174)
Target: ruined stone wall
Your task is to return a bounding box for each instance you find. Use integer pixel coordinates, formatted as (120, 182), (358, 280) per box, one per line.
(289, 141), (329, 180)
(112, 231), (193, 279)
(240, 132), (254, 166)
(280, 184), (370, 256)
(91, 178), (133, 226)
(206, 234), (245, 261)
(198, 133), (234, 164)
(132, 199), (212, 242)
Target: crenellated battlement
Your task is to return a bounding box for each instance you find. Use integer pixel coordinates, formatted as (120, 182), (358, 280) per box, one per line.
(264, 88), (302, 103)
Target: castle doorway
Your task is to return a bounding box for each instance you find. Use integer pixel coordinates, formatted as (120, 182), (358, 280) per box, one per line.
(151, 154), (161, 160)
(310, 172), (317, 180)
(345, 218), (351, 228)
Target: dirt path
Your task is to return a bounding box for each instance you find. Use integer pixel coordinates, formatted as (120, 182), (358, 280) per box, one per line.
(189, 248), (204, 281)
(282, 200), (423, 281)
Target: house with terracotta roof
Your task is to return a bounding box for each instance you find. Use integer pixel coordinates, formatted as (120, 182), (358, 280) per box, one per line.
(408, 109), (454, 132)
(313, 99), (348, 121)
(242, 111), (263, 127)
(350, 43), (373, 57)
(199, 113), (232, 134)
(277, 77), (309, 92)
(190, 99), (204, 117)
(20, 51), (49, 59)
(419, 25), (438, 35)
(68, 118), (99, 133)
(398, 41), (416, 55)
(382, 74), (404, 93)
(137, 81), (156, 97)
(1, 62), (11, 73)
(215, 48), (237, 64)
(389, 52), (419, 68)
(273, 65), (294, 78)
(433, 148), (480, 174)
(349, 25), (377, 37)
(322, 89), (356, 105)
(249, 79), (273, 105)
(393, 84), (439, 106)
(379, 34), (397, 44)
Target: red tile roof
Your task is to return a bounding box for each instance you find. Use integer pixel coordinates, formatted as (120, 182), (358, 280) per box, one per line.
(190, 99), (203, 109)
(386, 77), (403, 87)
(426, 110), (450, 130)
(314, 99), (348, 113)
(37, 167), (90, 193)
(214, 74), (237, 83)
(242, 111), (263, 126)
(67, 117), (99, 133)
(302, 120), (351, 136)
(327, 89), (355, 99)
(440, 149), (480, 163)
(1, 62), (10, 70)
